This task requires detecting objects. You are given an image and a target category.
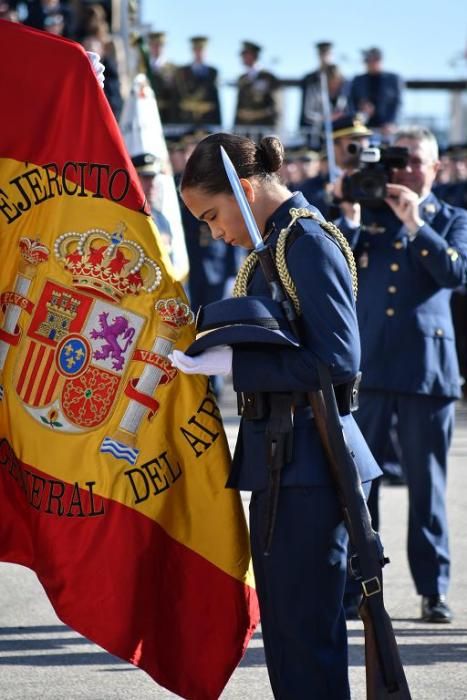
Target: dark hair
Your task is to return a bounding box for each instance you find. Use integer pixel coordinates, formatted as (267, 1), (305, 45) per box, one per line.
(180, 132), (284, 194)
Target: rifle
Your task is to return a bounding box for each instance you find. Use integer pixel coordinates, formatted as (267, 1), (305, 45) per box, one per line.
(220, 146), (412, 699)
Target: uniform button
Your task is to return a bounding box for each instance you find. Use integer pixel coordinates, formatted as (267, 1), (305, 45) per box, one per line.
(420, 249), (429, 257)
(446, 247), (459, 261)
(388, 285), (397, 294)
(386, 308), (395, 316)
(393, 241), (403, 249)
(435, 328), (444, 336)
(390, 263), (399, 272)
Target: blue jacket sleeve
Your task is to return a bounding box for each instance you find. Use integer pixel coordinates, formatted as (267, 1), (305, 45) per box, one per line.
(409, 208), (467, 288)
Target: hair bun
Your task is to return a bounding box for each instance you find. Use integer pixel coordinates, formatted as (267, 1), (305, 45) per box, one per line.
(258, 136), (284, 173)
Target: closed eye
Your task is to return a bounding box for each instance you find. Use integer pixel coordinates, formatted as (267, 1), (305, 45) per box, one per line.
(199, 207), (216, 222)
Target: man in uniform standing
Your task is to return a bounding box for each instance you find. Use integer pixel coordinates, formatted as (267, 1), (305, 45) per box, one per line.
(348, 47), (403, 137)
(299, 41), (348, 148)
(338, 126), (467, 622)
(300, 41), (332, 131)
(138, 30), (178, 125)
(174, 36), (221, 128)
(234, 40), (279, 136)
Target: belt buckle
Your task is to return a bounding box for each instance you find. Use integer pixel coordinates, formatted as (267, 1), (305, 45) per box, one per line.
(362, 576), (382, 597)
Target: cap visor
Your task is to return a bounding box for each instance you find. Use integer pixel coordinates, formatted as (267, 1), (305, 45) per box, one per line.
(185, 324), (300, 357)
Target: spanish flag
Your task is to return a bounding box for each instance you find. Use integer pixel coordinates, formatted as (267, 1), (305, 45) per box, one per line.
(0, 20), (258, 699)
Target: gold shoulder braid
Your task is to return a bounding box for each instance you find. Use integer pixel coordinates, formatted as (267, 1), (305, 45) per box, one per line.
(232, 248), (258, 298)
(233, 208), (358, 310)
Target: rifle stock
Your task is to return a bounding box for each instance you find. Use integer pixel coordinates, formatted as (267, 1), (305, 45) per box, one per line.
(360, 601), (411, 698)
(310, 369), (411, 699)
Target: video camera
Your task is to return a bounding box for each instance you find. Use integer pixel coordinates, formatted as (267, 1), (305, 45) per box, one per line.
(342, 145), (410, 207)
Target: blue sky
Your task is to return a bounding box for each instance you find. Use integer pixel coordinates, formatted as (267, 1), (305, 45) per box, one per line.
(141, 0), (466, 135)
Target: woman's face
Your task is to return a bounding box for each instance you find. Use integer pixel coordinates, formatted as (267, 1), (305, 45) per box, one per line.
(182, 185), (254, 248)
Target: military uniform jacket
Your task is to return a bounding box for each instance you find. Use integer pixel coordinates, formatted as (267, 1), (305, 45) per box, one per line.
(299, 70), (320, 127)
(338, 194), (467, 398)
(348, 71), (403, 127)
(173, 63), (221, 126)
(228, 192), (381, 491)
(148, 61), (177, 124)
(299, 71), (349, 127)
(134, 38), (177, 124)
(234, 69), (279, 126)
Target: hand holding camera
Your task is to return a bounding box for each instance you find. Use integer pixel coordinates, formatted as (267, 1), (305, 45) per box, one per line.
(333, 175), (361, 225)
(341, 145), (410, 208)
(384, 184), (424, 234)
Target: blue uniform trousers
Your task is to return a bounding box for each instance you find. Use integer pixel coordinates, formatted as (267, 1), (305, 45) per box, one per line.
(355, 390), (454, 595)
(249, 487), (350, 700)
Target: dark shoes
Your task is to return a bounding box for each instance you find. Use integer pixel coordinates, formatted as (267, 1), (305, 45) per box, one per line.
(421, 595), (452, 623)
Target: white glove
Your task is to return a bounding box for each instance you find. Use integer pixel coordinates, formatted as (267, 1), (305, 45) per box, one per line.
(170, 347), (233, 376)
(86, 51), (105, 88)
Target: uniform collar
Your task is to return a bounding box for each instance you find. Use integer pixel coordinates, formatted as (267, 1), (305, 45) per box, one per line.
(264, 191), (310, 240)
(419, 191), (440, 222)
(246, 65), (259, 79)
(191, 62), (208, 75)
(151, 56), (166, 70)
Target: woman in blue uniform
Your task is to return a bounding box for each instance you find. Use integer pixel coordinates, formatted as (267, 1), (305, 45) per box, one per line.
(171, 133), (380, 699)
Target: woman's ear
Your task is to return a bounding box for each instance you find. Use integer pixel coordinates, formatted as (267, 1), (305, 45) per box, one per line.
(239, 178), (255, 203)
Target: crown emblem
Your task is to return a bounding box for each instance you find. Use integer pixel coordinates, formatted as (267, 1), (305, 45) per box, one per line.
(19, 237), (50, 265)
(156, 298), (194, 327)
(54, 223), (162, 301)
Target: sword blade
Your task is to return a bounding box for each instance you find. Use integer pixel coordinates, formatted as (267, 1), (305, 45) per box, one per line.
(220, 146), (264, 250)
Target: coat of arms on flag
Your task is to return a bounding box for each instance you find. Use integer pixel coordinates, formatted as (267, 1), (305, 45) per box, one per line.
(0, 20), (258, 700)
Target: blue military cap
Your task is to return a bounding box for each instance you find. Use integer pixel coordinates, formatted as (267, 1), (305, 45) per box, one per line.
(185, 296), (301, 356)
(241, 40), (262, 55)
(190, 36), (209, 48)
(131, 152), (161, 175)
(316, 41), (332, 52)
(362, 47), (383, 62)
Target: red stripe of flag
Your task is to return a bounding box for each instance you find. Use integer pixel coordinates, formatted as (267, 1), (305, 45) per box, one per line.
(32, 347), (54, 406)
(16, 340), (36, 395)
(23, 343), (46, 404)
(44, 366), (60, 405)
(0, 443), (259, 699)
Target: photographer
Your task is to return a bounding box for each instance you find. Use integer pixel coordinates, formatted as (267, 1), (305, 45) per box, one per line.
(337, 126), (467, 623)
(300, 114), (372, 220)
